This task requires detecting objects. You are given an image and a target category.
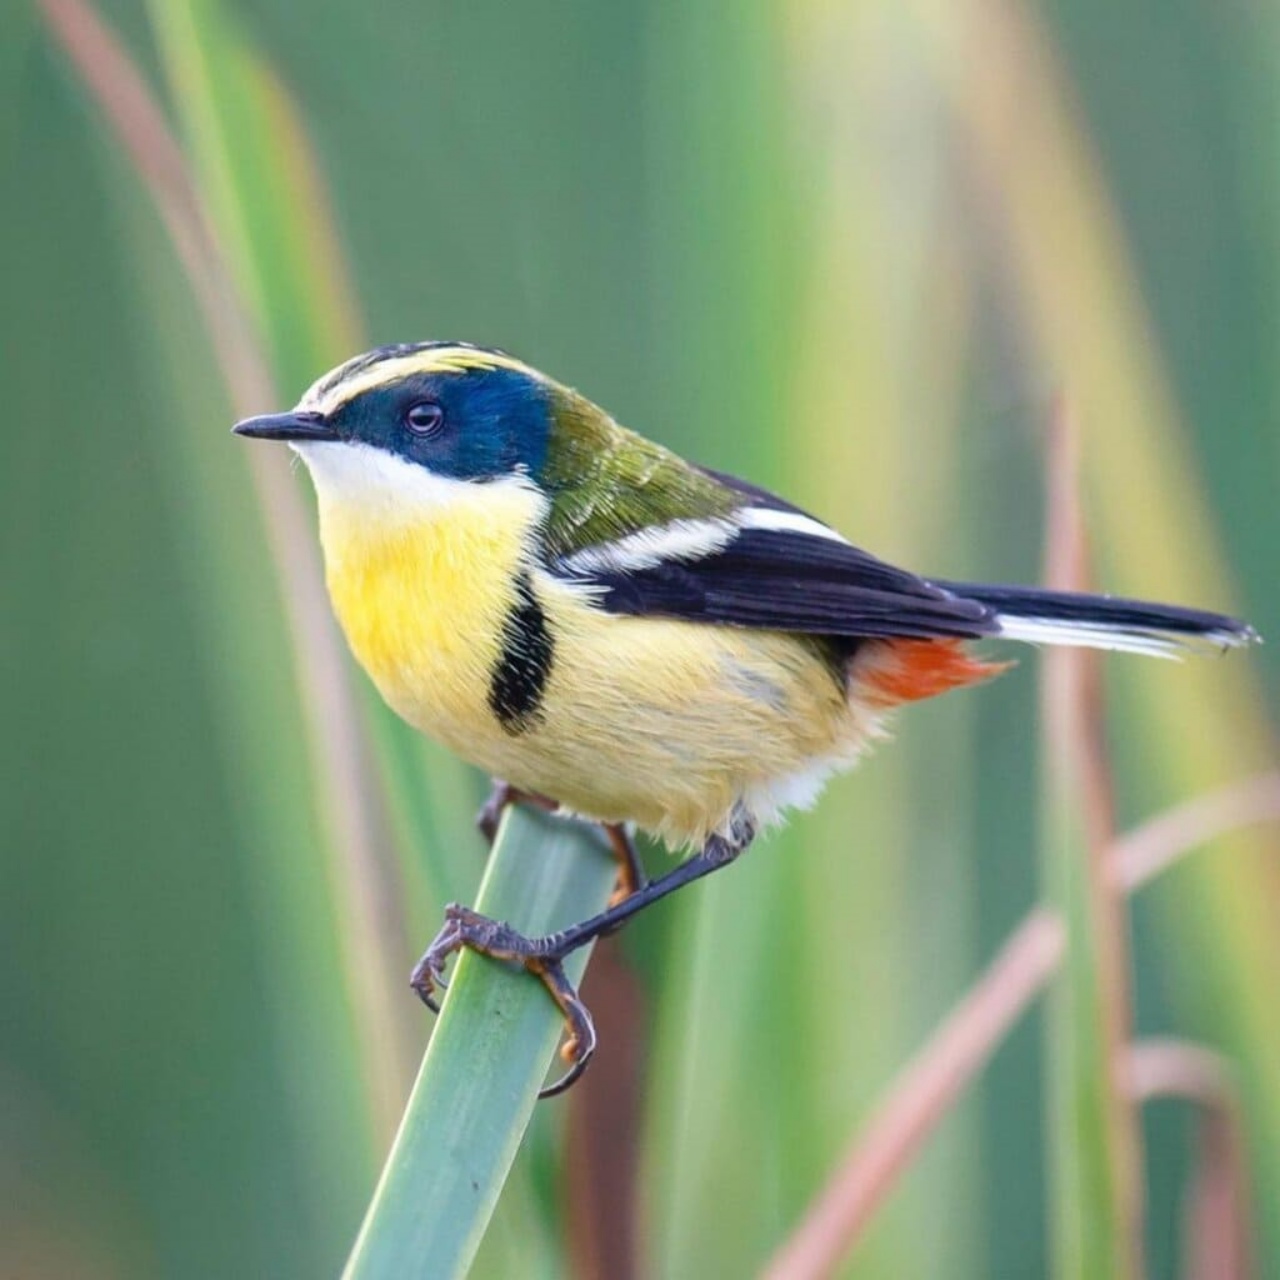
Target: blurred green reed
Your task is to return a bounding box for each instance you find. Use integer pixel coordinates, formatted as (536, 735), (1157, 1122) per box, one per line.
(7, 0), (1277, 1277)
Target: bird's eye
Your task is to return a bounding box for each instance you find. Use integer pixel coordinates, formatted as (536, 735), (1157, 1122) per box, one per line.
(404, 400), (445, 436)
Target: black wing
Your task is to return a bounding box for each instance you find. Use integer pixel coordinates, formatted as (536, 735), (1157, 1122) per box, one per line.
(553, 517), (999, 642)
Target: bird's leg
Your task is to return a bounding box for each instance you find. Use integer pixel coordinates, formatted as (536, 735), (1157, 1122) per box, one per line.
(478, 779), (647, 909)
(411, 824), (753, 1095)
(476, 778), (559, 845)
(602, 824), (646, 909)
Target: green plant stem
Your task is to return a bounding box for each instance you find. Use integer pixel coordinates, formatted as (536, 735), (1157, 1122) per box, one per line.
(344, 805), (618, 1280)
(1038, 407), (1140, 1280)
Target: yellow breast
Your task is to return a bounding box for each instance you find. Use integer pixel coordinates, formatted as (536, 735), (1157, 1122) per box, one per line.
(312, 458), (546, 761)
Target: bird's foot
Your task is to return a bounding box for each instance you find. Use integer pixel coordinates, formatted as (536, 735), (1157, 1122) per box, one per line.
(411, 828), (752, 1098)
(475, 779), (559, 845)
(410, 904), (598, 1097)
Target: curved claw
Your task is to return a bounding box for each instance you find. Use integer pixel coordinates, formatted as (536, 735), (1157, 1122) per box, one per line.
(409, 906), (468, 1013)
(532, 958), (598, 1098)
(409, 958), (445, 1012)
(539, 1033), (597, 1098)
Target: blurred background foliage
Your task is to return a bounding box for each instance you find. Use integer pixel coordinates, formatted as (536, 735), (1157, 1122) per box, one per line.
(2, 0), (1276, 1276)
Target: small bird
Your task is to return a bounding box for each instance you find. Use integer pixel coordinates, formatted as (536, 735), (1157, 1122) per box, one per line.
(235, 341), (1257, 1093)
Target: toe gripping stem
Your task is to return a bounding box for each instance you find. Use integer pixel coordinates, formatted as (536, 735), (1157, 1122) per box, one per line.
(409, 904), (598, 1097)
(411, 827), (750, 1097)
(476, 780), (559, 846)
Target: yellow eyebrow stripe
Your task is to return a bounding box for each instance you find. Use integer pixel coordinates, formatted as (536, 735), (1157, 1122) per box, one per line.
(301, 346), (540, 416)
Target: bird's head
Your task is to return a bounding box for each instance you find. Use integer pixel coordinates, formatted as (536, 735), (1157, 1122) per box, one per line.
(235, 341), (731, 553)
(234, 342), (568, 518)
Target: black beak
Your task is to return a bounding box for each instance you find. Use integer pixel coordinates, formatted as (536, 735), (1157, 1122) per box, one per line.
(232, 410), (338, 442)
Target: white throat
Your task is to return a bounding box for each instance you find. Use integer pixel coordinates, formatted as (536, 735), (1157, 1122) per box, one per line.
(292, 440), (545, 530)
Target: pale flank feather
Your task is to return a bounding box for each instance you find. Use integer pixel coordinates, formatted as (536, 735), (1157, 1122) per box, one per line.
(735, 506), (852, 544)
(556, 518), (738, 576)
(994, 614), (1254, 658)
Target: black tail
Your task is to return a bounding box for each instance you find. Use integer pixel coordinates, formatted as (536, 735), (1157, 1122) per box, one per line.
(934, 581), (1259, 657)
